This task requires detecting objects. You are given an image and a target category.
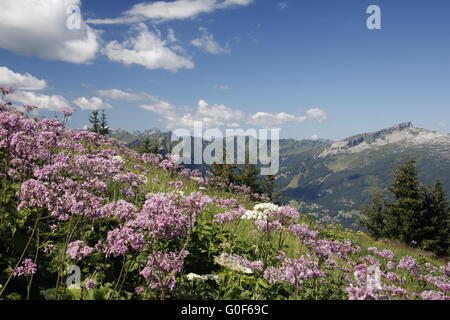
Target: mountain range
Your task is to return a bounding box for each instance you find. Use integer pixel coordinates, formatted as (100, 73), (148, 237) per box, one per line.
(110, 123), (450, 228)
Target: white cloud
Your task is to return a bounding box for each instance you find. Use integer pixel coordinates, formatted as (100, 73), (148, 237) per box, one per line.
(73, 96), (112, 110)
(140, 98), (244, 129)
(197, 99), (245, 124)
(103, 24), (194, 72)
(310, 134), (319, 140)
(306, 108), (328, 123)
(87, 0), (254, 24)
(139, 96), (328, 129)
(0, 0), (100, 64)
(10, 90), (69, 111)
(167, 28), (178, 43)
(248, 112), (306, 126)
(217, 0), (254, 8)
(140, 99), (177, 117)
(0, 66), (47, 90)
(277, 2), (288, 10)
(126, 0), (215, 21)
(191, 27), (230, 54)
(96, 89), (143, 101)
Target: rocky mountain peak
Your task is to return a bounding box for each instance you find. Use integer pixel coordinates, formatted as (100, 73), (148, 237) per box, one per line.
(346, 122), (413, 147)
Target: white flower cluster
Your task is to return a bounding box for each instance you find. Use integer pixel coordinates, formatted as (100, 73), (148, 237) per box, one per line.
(186, 273), (220, 282)
(213, 256), (253, 274)
(241, 203), (280, 220)
(112, 155), (124, 165)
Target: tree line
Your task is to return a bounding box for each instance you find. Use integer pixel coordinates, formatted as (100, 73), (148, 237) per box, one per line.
(362, 159), (449, 256)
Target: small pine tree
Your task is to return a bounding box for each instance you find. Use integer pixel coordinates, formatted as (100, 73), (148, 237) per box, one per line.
(384, 160), (427, 244)
(140, 136), (152, 154)
(211, 148), (239, 186)
(149, 138), (161, 154)
(88, 110), (100, 134)
(139, 136), (160, 154)
(422, 180), (450, 256)
(99, 110), (110, 136)
(361, 191), (387, 240)
(261, 174), (281, 201)
(238, 163), (260, 194)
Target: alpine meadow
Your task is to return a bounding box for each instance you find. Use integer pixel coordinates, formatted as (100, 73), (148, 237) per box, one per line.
(0, 0), (449, 304)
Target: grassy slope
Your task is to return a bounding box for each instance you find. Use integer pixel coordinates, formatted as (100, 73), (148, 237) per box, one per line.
(135, 156), (448, 292)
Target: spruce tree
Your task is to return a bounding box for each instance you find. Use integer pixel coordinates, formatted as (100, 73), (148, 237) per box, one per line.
(422, 180), (450, 256)
(262, 175), (275, 201)
(88, 110), (100, 134)
(99, 110), (110, 136)
(140, 136), (152, 154)
(385, 160), (426, 244)
(149, 138), (161, 154)
(139, 136), (160, 154)
(361, 191), (387, 240)
(239, 163), (260, 194)
(211, 149), (238, 186)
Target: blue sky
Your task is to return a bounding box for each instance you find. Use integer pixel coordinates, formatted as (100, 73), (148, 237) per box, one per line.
(0, 0), (449, 140)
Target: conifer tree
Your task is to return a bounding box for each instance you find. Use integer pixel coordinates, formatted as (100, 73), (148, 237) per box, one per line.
(384, 160), (426, 244)
(139, 136), (160, 154)
(261, 174), (282, 202)
(422, 180), (450, 256)
(99, 110), (110, 136)
(88, 110), (100, 134)
(140, 136), (152, 154)
(149, 138), (161, 154)
(363, 159), (450, 256)
(239, 163), (260, 194)
(361, 191), (387, 240)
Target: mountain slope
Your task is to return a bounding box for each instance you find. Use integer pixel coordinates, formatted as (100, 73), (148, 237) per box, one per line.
(278, 123), (450, 218)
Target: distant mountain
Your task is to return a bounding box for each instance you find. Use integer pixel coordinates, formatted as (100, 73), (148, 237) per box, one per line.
(277, 123), (450, 225)
(110, 129), (139, 144)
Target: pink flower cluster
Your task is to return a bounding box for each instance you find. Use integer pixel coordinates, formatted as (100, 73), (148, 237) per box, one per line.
(398, 256), (420, 274)
(13, 259), (37, 277)
(368, 247), (395, 260)
(140, 250), (189, 291)
(66, 241), (94, 260)
(214, 208), (245, 224)
(264, 254), (324, 290)
(288, 224), (319, 242)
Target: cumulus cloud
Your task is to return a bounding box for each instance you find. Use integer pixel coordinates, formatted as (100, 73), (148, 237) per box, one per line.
(191, 27), (230, 54)
(140, 95), (328, 129)
(87, 0), (254, 24)
(96, 89), (143, 101)
(306, 108), (328, 123)
(73, 96), (112, 110)
(248, 112), (307, 126)
(197, 99), (245, 124)
(140, 98), (177, 117)
(10, 90), (69, 111)
(0, 66), (47, 91)
(0, 0), (100, 64)
(103, 24), (194, 72)
(140, 98), (244, 129)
